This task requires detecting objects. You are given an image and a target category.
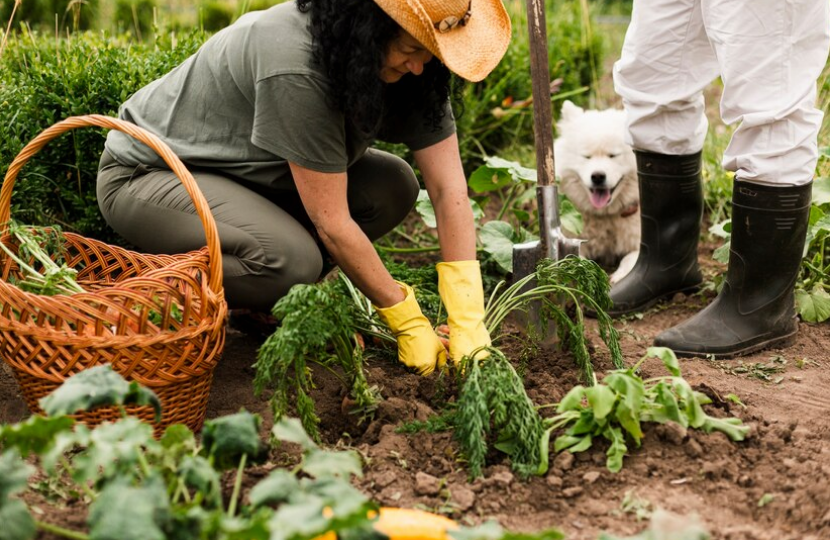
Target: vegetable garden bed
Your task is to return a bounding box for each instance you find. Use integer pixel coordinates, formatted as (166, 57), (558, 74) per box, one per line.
(2, 242), (828, 540)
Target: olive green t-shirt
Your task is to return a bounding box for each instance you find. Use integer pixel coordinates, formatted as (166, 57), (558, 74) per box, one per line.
(104, 1), (456, 188)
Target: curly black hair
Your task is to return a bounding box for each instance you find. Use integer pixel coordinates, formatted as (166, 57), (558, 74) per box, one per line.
(296, 0), (456, 135)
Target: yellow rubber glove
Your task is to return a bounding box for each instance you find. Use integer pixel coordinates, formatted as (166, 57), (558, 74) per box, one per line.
(437, 260), (492, 363)
(375, 282), (447, 376)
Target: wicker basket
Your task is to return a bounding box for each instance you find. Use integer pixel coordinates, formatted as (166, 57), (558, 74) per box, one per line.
(0, 115), (228, 434)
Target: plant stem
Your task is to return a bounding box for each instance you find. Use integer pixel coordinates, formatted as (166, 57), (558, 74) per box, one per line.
(376, 245), (441, 254)
(227, 453), (248, 517)
(36, 521), (89, 540)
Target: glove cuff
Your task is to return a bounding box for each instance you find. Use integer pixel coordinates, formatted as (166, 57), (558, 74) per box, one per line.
(374, 282), (423, 335)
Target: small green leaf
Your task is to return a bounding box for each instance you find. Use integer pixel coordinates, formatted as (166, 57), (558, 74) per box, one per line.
(604, 425), (627, 473)
(272, 417), (317, 451)
(39, 365), (161, 422)
(559, 196), (583, 236)
(553, 434), (592, 453)
(556, 385), (586, 412)
(0, 499), (36, 540)
(73, 418), (156, 484)
(614, 401), (643, 444)
(795, 286), (830, 323)
(646, 347), (682, 377)
(758, 493), (775, 507)
(712, 240), (731, 264)
(586, 385), (616, 420)
(249, 470), (299, 508)
(202, 411), (267, 470)
(0, 415), (75, 457)
(303, 449), (363, 479)
(652, 382), (685, 426)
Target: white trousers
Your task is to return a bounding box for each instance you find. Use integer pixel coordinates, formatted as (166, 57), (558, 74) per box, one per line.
(613, 0), (830, 185)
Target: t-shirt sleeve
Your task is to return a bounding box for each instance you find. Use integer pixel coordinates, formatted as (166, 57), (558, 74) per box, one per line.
(379, 99), (456, 151)
(251, 73), (349, 173)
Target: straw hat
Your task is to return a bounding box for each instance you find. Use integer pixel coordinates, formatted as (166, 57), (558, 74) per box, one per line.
(373, 0), (512, 82)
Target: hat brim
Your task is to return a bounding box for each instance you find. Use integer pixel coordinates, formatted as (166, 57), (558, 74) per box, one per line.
(374, 0), (512, 82)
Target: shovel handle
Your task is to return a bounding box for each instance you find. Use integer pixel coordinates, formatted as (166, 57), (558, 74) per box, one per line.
(525, 0), (555, 188)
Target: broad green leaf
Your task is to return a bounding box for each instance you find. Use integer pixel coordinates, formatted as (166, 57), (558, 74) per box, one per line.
(0, 415), (75, 457)
(652, 382), (685, 426)
(559, 197), (583, 236)
(39, 365), (161, 422)
(160, 424), (196, 451)
(812, 176), (830, 206)
(586, 385), (616, 420)
(795, 286), (830, 323)
(671, 378), (707, 429)
(0, 451), (34, 501)
(712, 240), (730, 264)
(272, 417), (317, 451)
(180, 456), (222, 508)
(701, 416), (750, 442)
(249, 470), (299, 508)
(267, 494), (329, 540)
(646, 347), (681, 377)
(202, 411), (267, 470)
(604, 425), (627, 473)
(604, 372), (645, 417)
(303, 449), (363, 479)
(0, 499), (36, 540)
(613, 401), (643, 444)
(88, 477), (171, 540)
(73, 418), (156, 484)
(568, 412), (599, 436)
(556, 385), (586, 412)
(415, 190), (484, 228)
(468, 167), (513, 193)
(449, 522), (505, 540)
(480, 220), (520, 273)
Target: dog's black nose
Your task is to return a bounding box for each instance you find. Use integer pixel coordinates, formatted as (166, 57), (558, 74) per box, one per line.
(591, 172), (606, 185)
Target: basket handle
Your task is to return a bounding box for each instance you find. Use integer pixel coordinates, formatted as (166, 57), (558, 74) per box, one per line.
(0, 115), (224, 295)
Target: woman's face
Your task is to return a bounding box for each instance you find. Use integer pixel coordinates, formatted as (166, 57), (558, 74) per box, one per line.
(380, 30), (434, 83)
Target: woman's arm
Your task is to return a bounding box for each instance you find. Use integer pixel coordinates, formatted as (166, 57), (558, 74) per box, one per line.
(413, 133), (477, 260)
(289, 162), (403, 307)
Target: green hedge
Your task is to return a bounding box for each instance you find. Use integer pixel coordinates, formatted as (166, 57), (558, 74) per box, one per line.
(0, 30), (205, 243)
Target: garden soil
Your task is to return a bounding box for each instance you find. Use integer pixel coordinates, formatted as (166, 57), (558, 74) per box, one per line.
(2, 245), (829, 540)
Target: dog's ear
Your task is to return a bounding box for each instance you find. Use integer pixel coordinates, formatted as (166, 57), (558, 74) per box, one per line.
(560, 100), (584, 121)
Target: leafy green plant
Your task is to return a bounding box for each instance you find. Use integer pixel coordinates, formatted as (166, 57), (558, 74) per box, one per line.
(0, 221), (84, 295)
(0, 366), (377, 540)
(542, 347), (749, 473)
(253, 273), (385, 442)
(455, 347), (546, 478)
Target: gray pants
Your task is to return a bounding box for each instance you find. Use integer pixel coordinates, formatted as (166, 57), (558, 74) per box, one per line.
(96, 149), (419, 311)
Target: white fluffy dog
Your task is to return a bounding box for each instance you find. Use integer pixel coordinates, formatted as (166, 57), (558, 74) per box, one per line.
(554, 100), (639, 284)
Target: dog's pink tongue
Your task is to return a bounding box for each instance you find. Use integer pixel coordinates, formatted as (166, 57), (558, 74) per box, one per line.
(590, 188), (612, 209)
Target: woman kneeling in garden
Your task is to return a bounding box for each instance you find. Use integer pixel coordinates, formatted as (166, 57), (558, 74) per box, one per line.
(96, 0), (510, 375)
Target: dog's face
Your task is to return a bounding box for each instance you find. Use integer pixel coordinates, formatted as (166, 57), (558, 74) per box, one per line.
(554, 100), (637, 216)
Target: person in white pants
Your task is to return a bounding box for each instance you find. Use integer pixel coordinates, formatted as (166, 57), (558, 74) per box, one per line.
(609, 0), (830, 357)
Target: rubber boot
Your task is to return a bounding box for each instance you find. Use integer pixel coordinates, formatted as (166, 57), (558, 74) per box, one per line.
(608, 151), (704, 316)
(655, 179), (812, 358)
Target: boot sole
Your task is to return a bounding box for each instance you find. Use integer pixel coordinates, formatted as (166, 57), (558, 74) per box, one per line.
(668, 329), (799, 359)
(607, 283), (701, 318)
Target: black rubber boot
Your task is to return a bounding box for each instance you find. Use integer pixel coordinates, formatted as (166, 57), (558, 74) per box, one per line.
(655, 179), (812, 358)
(609, 151), (704, 316)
